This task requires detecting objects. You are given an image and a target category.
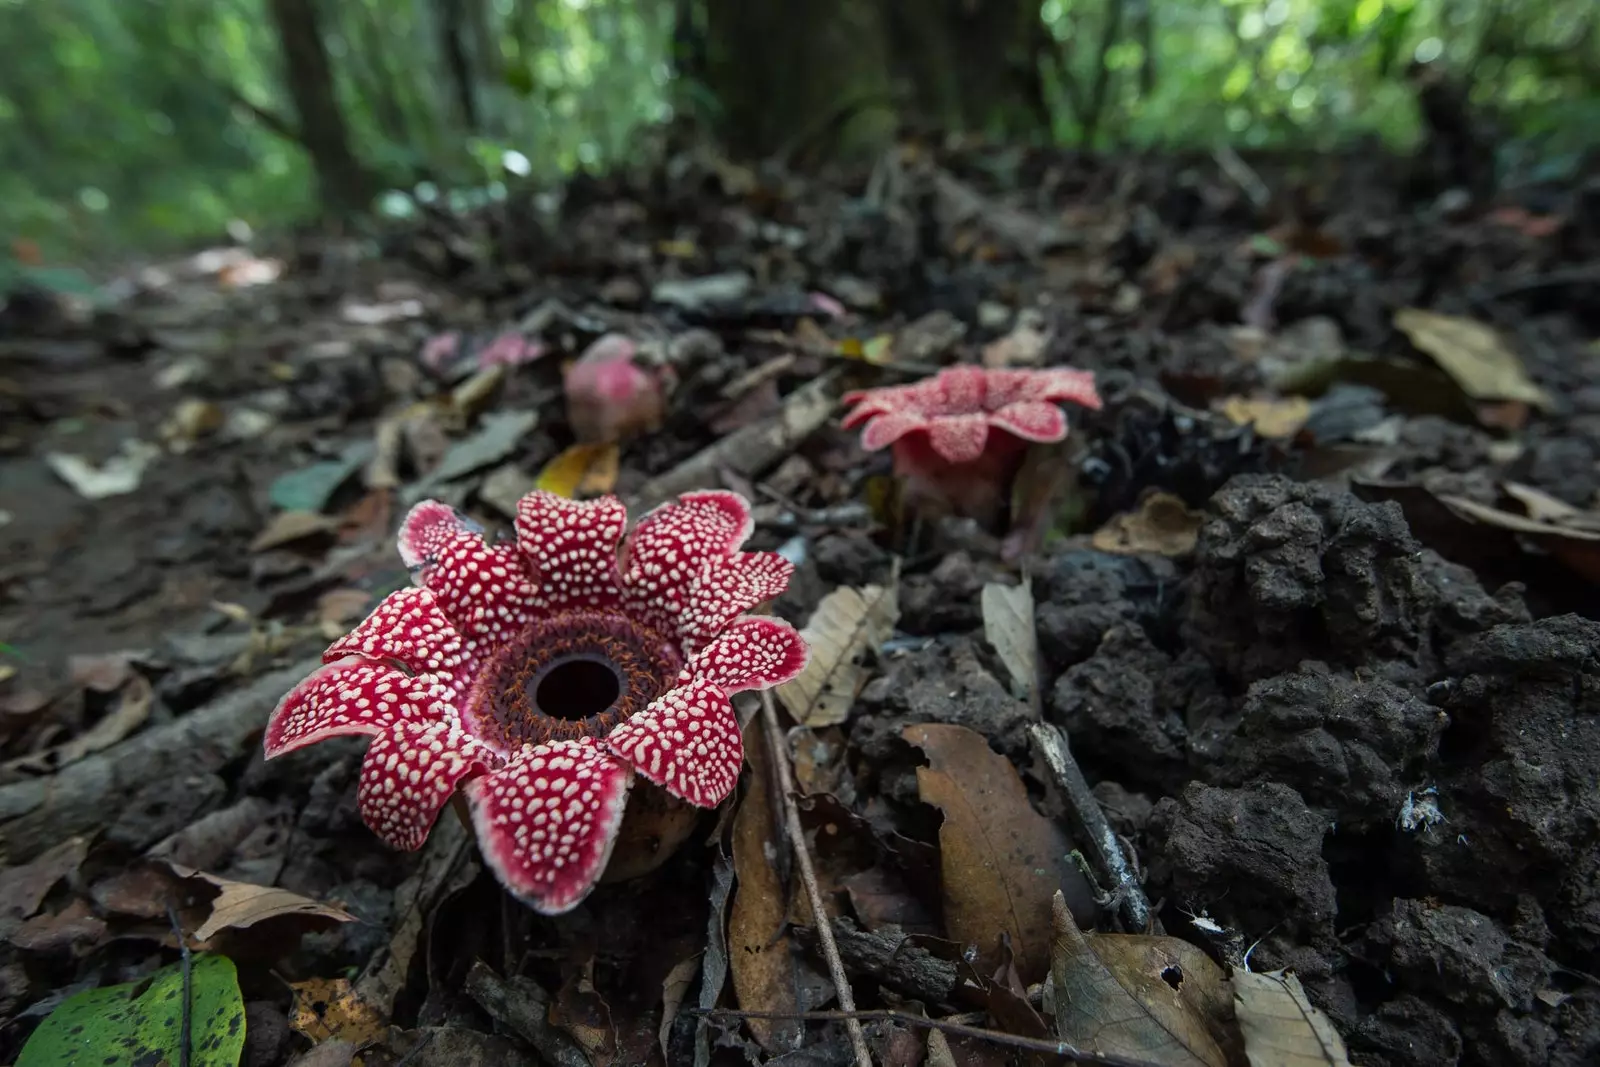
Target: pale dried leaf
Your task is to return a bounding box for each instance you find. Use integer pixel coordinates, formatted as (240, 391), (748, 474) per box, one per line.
(776, 584), (898, 727)
(1092, 492), (1204, 557)
(161, 863), (356, 941)
(1393, 308), (1552, 410)
(1050, 893), (1233, 1067)
(659, 954), (701, 1062)
(535, 442), (621, 500)
(1219, 395), (1311, 438)
(1232, 969), (1352, 1067)
(4, 674), (152, 775)
(981, 579), (1037, 703)
(249, 511), (339, 553)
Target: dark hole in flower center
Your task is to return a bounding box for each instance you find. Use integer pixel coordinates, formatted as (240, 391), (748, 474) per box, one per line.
(534, 655), (622, 721)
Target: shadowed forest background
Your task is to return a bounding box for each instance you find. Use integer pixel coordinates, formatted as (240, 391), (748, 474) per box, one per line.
(3, 0), (1598, 261)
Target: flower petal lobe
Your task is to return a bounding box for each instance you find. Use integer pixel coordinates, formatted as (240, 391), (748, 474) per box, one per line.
(324, 587), (477, 679)
(358, 720), (495, 850)
(466, 741), (633, 914)
(264, 658), (439, 757)
(678, 551), (794, 650)
(686, 617), (808, 693)
(399, 500), (538, 651)
(605, 678), (742, 808)
(515, 491), (627, 610)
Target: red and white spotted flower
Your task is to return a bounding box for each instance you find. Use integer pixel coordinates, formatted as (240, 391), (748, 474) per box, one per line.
(841, 365), (1102, 521)
(263, 490), (807, 914)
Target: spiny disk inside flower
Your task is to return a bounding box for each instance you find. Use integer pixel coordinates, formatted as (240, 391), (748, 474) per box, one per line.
(564, 333), (670, 445)
(263, 490), (807, 915)
(841, 365), (1102, 523)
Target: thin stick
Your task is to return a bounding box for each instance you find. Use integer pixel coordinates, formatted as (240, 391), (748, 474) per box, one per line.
(1029, 723), (1153, 933)
(759, 690), (872, 1067)
(697, 1007), (1170, 1067)
(166, 903), (193, 1067)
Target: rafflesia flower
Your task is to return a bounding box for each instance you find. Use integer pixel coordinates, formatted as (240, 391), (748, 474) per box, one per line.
(564, 333), (670, 445)
(262, 489), (807, 914)
(841, 365), (1102, 523)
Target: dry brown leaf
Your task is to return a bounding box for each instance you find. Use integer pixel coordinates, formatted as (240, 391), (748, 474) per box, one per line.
(1092, 492), (1204, 557)
(1440, 493), (1600, 584)
(160, 863), (356, 941)
(1232, 969), (1353, 1067)
(1050, 893), (1234, 1067)
(728, 718), (801, 1052)
(1393, 308), (1552, 411)
(0, 837), (90, 926)
(249, 510), (339, 553)
(4, 673), (152, 775)
(1502, 482), (1600, 529)
(776, 583), (898, 727)
(535, 442), (620, 499)
(980, 579), (1037, 704)
(288, 977), (388, 1046)
(316, 588), (372, 626)
(1219, 395), (1311, 438)
(903, 723), (1076, 984)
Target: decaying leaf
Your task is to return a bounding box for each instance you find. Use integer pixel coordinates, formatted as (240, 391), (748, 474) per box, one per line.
(728, 718), (801, 1052)
(1393, 308), (1552, 411)
(981, 579), (1037, 704)
(161, 863), (356, 941)
(289, 976), (389, 1046)
(1232, 969), (1352, 1067)
(1050, 892), (1235, 1067)
(1219, 395), (1311, 439)
(659, 953), (701, 1063)
(535, 442), (621, 499)
(1092, 492), (1204, 557)
(903, 723), (1076, 983)
(1438, 492), (1600, 584)
(981, 321), (1051, 368)
(776, 583), (899, 727)
(45, 440), (162, 500)
(4, 672), (153, 775)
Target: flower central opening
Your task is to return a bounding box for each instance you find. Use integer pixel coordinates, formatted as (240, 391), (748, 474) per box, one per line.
(534, 656), (621, 720)
(464, 608), (682, 754)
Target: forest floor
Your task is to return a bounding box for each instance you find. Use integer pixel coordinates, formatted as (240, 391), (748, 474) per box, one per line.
(1, 140), (1599, 1067)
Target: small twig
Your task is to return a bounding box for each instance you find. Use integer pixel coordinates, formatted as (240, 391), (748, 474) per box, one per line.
(759, 690), (872, 1067)
(166, 903), (193, 1067)
(1029, 723), (1154, 933)
(696, 1007), (1172, 1067)
(1212, 142), (1271, 208)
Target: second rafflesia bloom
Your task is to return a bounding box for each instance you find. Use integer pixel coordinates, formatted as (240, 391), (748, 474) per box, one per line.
(841, 365), (1102, 523)
(262, 490), (806, 914)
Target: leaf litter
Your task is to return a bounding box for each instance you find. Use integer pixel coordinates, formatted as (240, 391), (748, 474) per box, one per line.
(3, 124), (1599, 1067)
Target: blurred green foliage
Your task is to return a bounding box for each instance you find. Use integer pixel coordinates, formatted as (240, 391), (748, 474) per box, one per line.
(0, 0), (1593, 259)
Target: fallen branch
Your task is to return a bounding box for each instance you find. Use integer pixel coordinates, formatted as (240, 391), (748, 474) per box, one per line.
(792, 916), (961, 1005)
(1028, 723), (1154, 933)
(628, 371), (841, 514)
(0, 658), (319, 864)
(760, 690), (872, 1067)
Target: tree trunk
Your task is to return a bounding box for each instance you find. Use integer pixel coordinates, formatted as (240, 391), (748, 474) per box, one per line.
(698, 0), (1049, 163)
(702, 0), (898, 163)
(435, 0), (481, 132)
(264, 0), (373, 215)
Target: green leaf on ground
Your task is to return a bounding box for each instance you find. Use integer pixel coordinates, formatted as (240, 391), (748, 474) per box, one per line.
(17, 954), (246, 1067)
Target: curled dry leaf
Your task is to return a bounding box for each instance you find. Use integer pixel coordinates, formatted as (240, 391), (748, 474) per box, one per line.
(1393, 308), (1553, 411)
(981, 578), (1037, 705)
(160, 862), (356, 941)
(658, 954), (701, 1063)
(1049, 892), (1236, 1067)
(1232, 969), (1353, 1067)
(776, 583), (899, 727)
(903, 723), (1080, 984)
(1092, 492), (1204, 557)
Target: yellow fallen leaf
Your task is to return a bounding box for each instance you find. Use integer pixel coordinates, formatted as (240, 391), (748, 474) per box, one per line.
(837, 334), (895, 365)
(288, 977), (387, 1046)
(1394, 308), (1552, 411)
(1219, 395), (1311, 439)
(535, 443), (620, 499)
